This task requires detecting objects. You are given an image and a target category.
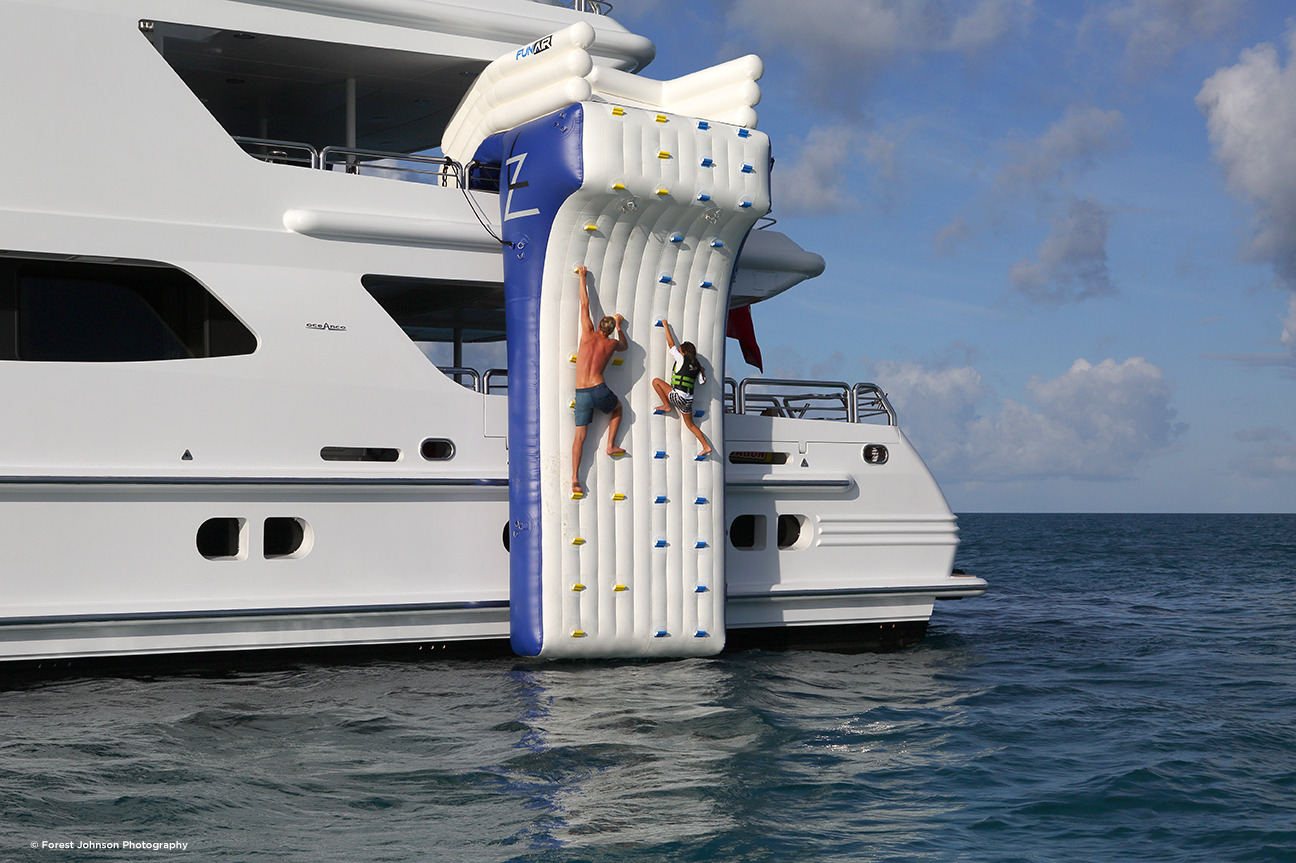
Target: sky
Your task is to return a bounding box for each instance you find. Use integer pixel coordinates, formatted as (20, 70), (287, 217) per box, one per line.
(566, 0), (1296, 513)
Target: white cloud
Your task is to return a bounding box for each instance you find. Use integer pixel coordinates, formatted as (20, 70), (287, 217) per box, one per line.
(873, 356), (1186, 481)
(771, 125), (860, 216)
(1198, 29), (1296, 361)
(1231, 425), (1296, 477)
(1098, 0), (1246, 70)
(995, 106), (1126, 198)
(771, 122), (912, 216)
(1008, 196), (1116, 303)
(726, 0), (1032, 103)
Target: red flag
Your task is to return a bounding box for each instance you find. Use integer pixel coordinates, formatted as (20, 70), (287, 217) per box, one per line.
(727, 305), (763, 372)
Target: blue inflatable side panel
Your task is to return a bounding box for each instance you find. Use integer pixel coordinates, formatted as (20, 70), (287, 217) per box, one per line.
(497, 106), (586, 657)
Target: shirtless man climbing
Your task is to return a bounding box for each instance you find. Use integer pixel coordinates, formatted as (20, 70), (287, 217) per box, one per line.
(572, 265), (628, 496)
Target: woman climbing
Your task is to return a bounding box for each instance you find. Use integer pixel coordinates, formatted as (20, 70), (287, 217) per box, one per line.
(651, 319), (713, 459)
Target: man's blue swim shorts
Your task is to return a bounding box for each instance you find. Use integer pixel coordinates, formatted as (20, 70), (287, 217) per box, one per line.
(574, 383), (618, 427)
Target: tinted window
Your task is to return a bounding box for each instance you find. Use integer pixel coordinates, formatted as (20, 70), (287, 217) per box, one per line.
(0, 257), (256, 361)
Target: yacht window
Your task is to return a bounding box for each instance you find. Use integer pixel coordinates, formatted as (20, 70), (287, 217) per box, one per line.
(320, 447), (400, 462)
(730, 514), (766, 551)
(421, 439), (455, 460)
(197, 517), (246, 560)
(0, 256), (256, 361)
(142, 23), (484, 159)
(264, 517), (311, 559)
(363, 274), (507, 373)
(777, 514), (811, 551)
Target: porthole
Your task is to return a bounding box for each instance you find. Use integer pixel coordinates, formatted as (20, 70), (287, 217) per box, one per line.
(321, 446), (400, 462)
(862, 444), (889, 465)
(503, 522), (511, 552)
(777, 514), (812, 551)
(729, 514), (766, 550)
(264, 517), (312, 559)
(197, 517), (246, 560)
(421, 438), (455, 460)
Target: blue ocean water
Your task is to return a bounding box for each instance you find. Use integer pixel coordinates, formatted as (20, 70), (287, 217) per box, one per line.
(1, 513), (1293, 862)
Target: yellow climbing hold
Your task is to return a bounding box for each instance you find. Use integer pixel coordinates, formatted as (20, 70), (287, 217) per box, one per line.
(658, 150), (671, 160)
(571, 536), (585, 546)
(612, 492), (626, 501)
(613, 584), (628, 592)
(571, 629), (587, 637)
(655, 113), (667, 123)
(612, 106), (625, 116)
(571, 583), (586, 592)
(611, 357), (624, 366)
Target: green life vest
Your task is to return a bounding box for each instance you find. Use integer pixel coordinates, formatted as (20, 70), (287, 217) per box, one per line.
(671, 354), (702, 394)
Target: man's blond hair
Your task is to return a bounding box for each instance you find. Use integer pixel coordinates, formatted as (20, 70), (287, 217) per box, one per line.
(599, 316), (616, 335)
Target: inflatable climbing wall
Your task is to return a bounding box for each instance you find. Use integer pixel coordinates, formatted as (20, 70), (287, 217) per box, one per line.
(445, 25), (770, 658)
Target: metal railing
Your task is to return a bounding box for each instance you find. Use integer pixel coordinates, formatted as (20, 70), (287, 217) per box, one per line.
(235, 137), (469, 187)
(233, 137), (319, 168)
(321, 146), (462, 186)
(568, 0), (613, 13)
(733, 378), (896, 425)
(853, 382), (897, 425)
(438, 366), (481, 392)
(483, 368), (509, 395)
(436, 368), (895, 425)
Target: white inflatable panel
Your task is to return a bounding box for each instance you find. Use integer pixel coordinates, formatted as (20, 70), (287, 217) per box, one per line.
(442, 24), (763, 166)
(533, 105), (770, 657)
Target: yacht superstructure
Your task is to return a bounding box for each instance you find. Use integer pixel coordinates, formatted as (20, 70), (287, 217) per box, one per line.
(0, 0), (985, 663)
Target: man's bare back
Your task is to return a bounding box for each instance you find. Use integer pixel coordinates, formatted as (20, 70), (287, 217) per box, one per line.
(576, 326), (619, 388)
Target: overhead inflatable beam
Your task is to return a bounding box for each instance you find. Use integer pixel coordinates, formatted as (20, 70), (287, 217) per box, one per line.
(441, 23), (762, 165)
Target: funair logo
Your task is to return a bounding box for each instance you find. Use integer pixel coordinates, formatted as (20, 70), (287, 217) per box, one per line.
(515, 35), (552, 61)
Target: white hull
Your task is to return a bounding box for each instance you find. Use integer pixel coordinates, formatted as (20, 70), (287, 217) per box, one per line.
(0, 0), (984, 662)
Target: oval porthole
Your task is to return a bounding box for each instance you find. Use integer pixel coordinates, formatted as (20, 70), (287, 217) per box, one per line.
(502, 522), (511, 552)
(777, 514), (812, 551)
(264, 517), (313, 560)
(197, 517), (246, 560)
(729, 514), (767, 551)
(421, 438), (455, 460)
(862, 444), (889, 465)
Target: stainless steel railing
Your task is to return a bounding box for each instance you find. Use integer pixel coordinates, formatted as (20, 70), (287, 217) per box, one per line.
(455, 369), (895, 424)
(233, 137), (319, 168)
(320, 146), (463, 186)
(568, 0), (613, 13)
(438, 366), (481, 392)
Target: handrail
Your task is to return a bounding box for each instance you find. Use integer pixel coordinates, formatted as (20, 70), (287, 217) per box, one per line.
(420, 366), (895, 424)
(852, 382), (896, 426)
(233, 136), (319, 169)
(321, 146), (463, 187)
(483, 368), (509, 394)
(567, 0), (613, 13)
(438, 366), (481, 392)
(738, 378), (851, 421)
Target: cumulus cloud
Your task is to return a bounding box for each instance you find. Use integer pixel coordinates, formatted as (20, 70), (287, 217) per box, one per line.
(771, 125), (860, 216)
(772, 122), (911, 216)
(995, 106), (1126, 199)
(726, 0), (1032, 104)
(1008, 196), (1116, 303)
(1198, 29), (1296, 362)
(1231, 426), (1296, 477)
(1096, 0), (1246, 70)
(874, 356), (1185, 480)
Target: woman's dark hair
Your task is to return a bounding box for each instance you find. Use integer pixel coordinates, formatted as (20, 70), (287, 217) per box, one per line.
(679, 341), (697, 358)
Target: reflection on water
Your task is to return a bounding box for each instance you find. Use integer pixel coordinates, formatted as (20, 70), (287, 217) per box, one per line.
(3, 515), (1292, 861)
